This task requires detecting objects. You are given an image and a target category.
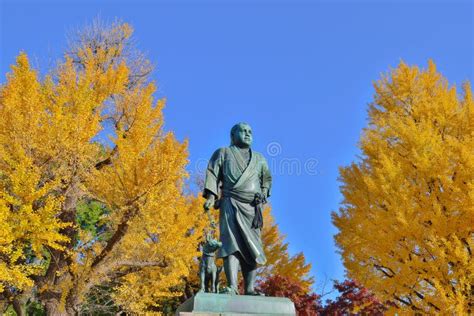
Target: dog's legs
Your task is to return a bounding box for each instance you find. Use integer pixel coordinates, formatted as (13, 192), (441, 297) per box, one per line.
(215, 266), (223, 293)
(199, 264), (206, 292)
(211, 263), (217, 293)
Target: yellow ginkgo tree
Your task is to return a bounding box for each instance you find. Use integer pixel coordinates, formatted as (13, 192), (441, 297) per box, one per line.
(333, 61), (473, 314)
(0, 21), (207, 315)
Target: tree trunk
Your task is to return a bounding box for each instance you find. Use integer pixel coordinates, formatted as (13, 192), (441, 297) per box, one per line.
(0, 303), (8, 315)
(42, 289), (80, 316)
(40, 184), (80, 316)
(11, 291), (33, 316)
(12, 299), (25, 316)
(44, 299), (72, 316)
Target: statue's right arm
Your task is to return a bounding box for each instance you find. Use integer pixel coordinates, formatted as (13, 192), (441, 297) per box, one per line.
(203, 148), (224, 211)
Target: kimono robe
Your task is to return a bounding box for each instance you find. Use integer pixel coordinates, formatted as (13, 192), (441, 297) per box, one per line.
(203, 145), (272, 265)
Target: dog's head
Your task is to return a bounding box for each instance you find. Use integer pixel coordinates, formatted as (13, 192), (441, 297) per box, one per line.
(203, 234), (222, 254)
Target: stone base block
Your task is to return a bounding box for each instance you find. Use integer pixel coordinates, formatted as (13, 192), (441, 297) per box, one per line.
(175, 292), (296, 316)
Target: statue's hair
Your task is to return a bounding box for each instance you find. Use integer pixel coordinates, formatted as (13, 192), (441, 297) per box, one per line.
(230, 122), (251, 145)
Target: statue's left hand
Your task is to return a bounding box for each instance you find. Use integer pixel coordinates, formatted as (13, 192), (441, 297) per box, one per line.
(203, 195), (216, 211)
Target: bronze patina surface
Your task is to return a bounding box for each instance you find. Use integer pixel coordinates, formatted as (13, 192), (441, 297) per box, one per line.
(203, 123), (272, 295)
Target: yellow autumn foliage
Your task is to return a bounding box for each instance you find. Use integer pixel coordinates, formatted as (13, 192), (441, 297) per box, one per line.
(0, 22), (207, 315)
(333, 61), (473, 314)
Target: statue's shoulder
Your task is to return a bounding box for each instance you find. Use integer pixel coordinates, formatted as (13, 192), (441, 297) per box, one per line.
(252, 150), (267, 162)
(211, 147), (227, 159)
(218, 147), (230, 155)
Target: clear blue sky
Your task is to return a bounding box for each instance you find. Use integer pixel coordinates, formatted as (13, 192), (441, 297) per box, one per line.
(1, 0), (472, 297)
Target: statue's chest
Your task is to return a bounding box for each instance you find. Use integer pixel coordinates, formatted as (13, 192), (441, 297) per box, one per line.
(223, 157), (245, 181)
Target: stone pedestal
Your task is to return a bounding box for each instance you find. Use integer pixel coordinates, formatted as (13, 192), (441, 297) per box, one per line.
(175, 292), (296, 316)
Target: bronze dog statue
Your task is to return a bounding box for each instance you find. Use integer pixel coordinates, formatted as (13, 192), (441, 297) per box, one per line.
(199, 233), (222, 293)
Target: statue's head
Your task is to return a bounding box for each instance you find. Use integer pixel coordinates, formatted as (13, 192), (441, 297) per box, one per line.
(230, 122), (253, 148)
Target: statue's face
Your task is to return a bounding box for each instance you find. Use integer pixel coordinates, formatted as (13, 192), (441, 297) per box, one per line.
(233, 124), (253, 148)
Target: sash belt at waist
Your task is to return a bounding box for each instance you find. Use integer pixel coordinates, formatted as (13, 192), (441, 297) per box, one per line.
(221, 189), (265, 229)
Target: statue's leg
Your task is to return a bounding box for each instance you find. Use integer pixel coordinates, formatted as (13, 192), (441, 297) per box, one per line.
(241, 259), (258, 295)
(223, 253), (239, 293)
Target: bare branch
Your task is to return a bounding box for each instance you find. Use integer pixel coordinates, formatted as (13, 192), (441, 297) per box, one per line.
(116, 260), (167, 269)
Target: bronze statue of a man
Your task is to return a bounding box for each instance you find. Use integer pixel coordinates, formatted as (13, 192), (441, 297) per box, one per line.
(203, 122), (272, 295)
